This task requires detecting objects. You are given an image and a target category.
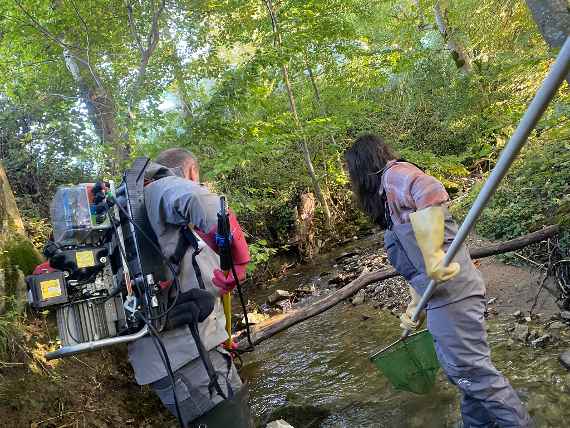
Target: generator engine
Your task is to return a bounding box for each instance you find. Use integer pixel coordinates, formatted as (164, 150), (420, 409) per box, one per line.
(26, 158), (169, 359)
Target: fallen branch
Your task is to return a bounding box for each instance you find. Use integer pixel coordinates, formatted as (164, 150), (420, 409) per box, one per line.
(238, 225), (560, 349)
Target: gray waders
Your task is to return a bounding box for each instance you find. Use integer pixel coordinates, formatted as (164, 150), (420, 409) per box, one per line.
(152, 347), (253, 428)
(384, 212), (533, 427)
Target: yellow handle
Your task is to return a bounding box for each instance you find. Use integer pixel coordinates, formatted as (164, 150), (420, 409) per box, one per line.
(222, 293), (232, 347)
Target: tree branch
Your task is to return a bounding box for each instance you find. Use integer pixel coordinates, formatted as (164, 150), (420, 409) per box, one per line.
(125, 0), (144, 54)
(127, 0), (167, 114)
(69, 0), (104, 90)
(14, 1), (83, 54)
(434, 0), (472, 74)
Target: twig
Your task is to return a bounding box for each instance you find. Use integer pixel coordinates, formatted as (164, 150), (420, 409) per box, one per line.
(512, 252), (546, 270)
(0, 361), (25, 367)
(71, 356), (97, 372)
(529, 238), (555, 315)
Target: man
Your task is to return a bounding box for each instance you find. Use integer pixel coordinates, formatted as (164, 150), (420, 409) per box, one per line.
(128, 148), (252, 427)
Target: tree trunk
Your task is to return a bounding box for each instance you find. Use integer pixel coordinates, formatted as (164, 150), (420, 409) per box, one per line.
(525, 0), (570, 49)
(264, 0), (333, 229)
(238, 225), (560, 348)
(525, 0), (570, 84)
(434, 0), (472, 74)
(63, 50), (126, 172)
(0, 161), (25, 236)
(0, 161), (42, 314)
(292, 192), (316, 259)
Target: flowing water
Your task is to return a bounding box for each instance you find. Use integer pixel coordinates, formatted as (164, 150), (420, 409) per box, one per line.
(240, 242), (570, 427)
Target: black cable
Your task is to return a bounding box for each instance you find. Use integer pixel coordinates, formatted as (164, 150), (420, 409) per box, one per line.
(136, 312), (185, 428)
(231, 263), (255, 353)
(225, 233), (255, 353)
(109, 198), (181, 320)
(112, 198), (227, 400)
(104, 205), (186, 426)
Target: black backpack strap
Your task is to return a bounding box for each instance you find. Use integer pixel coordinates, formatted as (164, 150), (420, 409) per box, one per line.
(169, 226), (206, 290)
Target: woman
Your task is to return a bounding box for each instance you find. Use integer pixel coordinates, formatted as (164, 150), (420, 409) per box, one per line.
(345, 133), (532, 428)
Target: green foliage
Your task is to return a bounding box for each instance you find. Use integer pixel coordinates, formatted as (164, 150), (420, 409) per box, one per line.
(1, 0), (569, 266)
(0, 297), (23, 358)
(453, 140), (570, 244)
(1, 234), (43, 275)
(247, 239), (279, 273)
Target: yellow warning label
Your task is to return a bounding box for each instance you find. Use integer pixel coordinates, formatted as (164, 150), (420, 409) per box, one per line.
(40, 279), (62, 299)
(76, 250), (95, 268)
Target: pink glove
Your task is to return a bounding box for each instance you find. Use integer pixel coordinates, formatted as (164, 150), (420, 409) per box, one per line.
(212, 263), (247, 294)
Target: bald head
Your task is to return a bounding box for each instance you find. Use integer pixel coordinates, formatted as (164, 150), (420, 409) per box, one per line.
(156, 148), (200, 182)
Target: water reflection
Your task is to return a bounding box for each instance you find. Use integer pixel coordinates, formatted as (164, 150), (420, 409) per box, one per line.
(242, 302), (570, 427)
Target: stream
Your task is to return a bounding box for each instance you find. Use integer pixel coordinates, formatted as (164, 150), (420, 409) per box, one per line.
(239, 237), (570, 428)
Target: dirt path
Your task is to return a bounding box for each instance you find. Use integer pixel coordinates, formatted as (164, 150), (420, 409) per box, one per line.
(478, 257), (559, 318)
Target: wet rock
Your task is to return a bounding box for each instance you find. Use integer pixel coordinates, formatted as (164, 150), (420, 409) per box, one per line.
(276, 300), (293, 312)
(242, 312), (269, 325)
(527, 329), (539, 343)
(352, 290), (366, 306)
(328, 273), (345, 286)
(296, 284), (316, 294)
(560, 311), (570, 321)
(513, 323), (529, 342)
(549, 321), (567, 330)
(559, 349), (570, 371)
(530, 334), (551, 348)
(335, 251), (359, 263)
(366, 283), (377, 292)
(267, 420), (294, 428)
(268, 289), (292, 304)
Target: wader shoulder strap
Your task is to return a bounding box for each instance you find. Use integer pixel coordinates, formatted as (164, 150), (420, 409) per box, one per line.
(169, 226), (206, 290)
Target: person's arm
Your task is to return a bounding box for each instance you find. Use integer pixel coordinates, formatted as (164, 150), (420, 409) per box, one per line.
(200, 210), (250, 295)
(408, 172), (460, 282)
(408, 172), (449, 210)
(157, 181), (250, 294)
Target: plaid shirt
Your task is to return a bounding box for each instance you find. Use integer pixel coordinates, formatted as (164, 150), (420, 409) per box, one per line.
(381, 160), (449, 225)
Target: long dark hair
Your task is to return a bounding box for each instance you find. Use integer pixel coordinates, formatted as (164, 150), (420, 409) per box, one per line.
(345, 133), (399, 228)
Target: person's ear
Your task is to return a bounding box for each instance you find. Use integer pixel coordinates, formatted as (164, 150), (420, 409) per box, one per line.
(188, 164), (200, 182)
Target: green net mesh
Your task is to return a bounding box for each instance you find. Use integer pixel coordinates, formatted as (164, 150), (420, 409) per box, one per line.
(370, 330), (440, 395)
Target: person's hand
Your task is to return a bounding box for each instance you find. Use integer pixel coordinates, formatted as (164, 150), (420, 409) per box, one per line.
(399, 285), (426, 331)
(212, 264), (247, 294)
(165, 289), (215, 330)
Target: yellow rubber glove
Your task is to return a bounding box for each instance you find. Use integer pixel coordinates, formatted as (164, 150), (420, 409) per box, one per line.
(409, 206), (460, 283)
(399, 285), (426, 331)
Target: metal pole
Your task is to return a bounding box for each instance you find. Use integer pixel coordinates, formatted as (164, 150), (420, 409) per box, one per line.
(405, 36), (570, 336)
(45, 325), (149, 360)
